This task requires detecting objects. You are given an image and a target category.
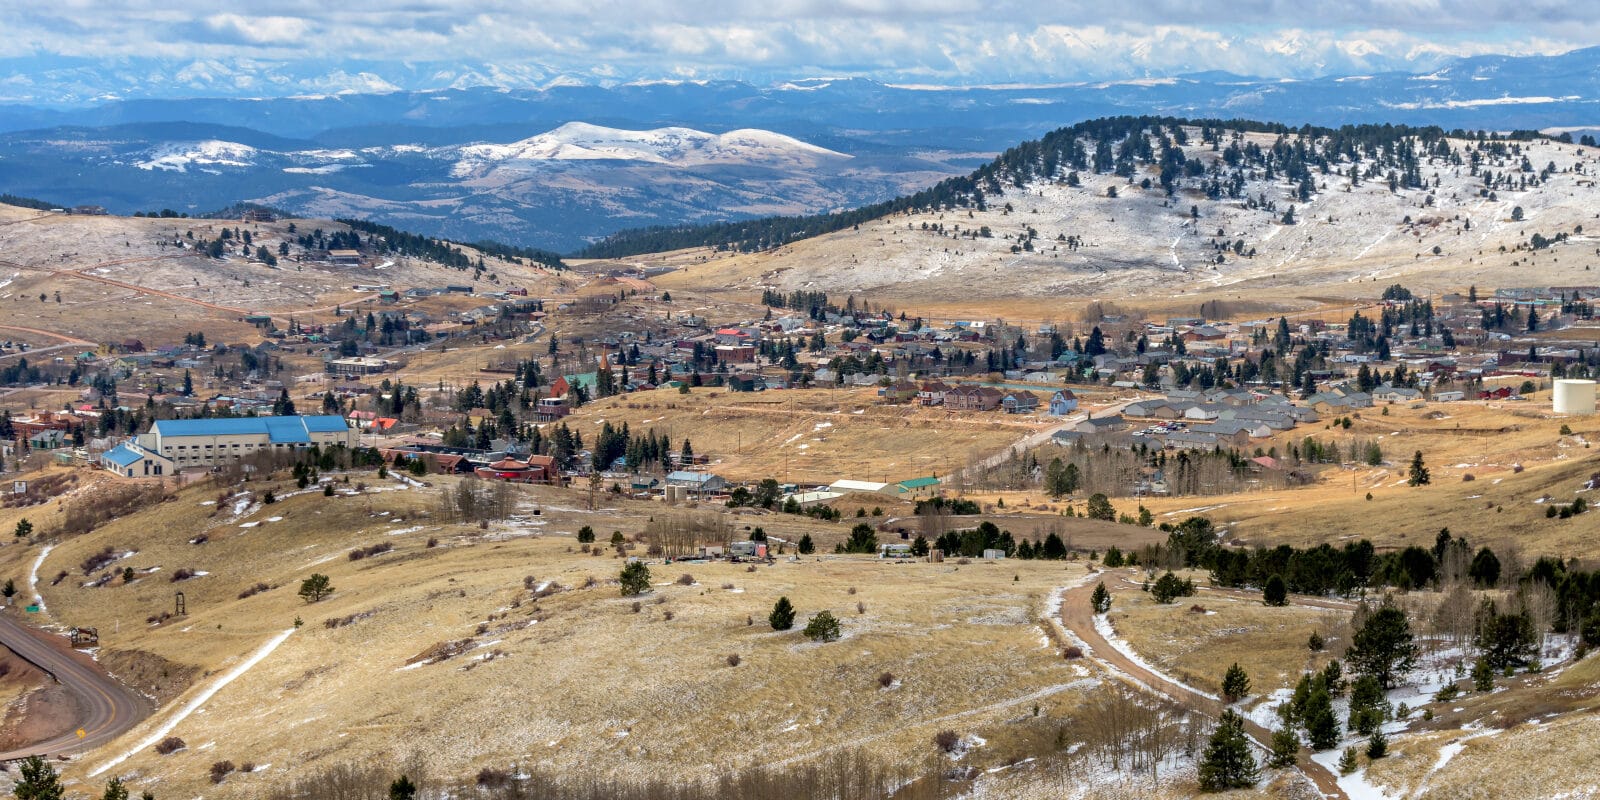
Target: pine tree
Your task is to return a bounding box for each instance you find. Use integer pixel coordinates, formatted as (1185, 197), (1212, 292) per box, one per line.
(1337, 746), (1360, 775)
(1197, 710), (1258, 791)
(1307, 630), (1325, 651)
(1268, 726), (1300, 768)
(1090, 582), (1112, 614)
(769, 596), (796, 630)
(1263, 574), (1288, 606)
(803, 610), (842, 642)
(1472, 656), (1495, 691)
(1346, 604), (1418, 689)
(1222, 663), (1252, 703)
(1407, 450), (1430, 486)
(619, 561), (651, 596)
(1366, 729), (1388, 759)
(389, 775), (417, 800)
(101, 776), (129, 800)
(1304, 683), (1339, 750)
(14, 755), (65, 800)
(576, 526), (595, 544)
(1347, 674), (1388, 734)
(797, 534), (815, 555)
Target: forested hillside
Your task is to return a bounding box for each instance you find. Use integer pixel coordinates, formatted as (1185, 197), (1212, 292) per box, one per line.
(577, 116), (1556, 258)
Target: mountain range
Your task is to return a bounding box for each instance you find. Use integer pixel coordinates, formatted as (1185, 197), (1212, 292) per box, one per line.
(0, 47), (1597, 250)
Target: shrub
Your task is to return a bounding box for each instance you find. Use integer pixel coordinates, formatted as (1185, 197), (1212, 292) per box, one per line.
(210, 760), (236, 784)
(170, 568), (197, 582)
(676, 573), (695, 586)
(238, 582), (270, 600)
(878, 671), (896, 688)
(476, 767), (510, 788)
(348, 542), (393, 561)
(154, 737), (186, 755)
(803, 610), (842, 642)
(619, 561), (651, 596)
(81, 546), (120, 576)
(426, 537), (438, 548)
(726, 653), (741, 667)
(934, 730), (961, 753)
(663, 610), (675, 621)
(856, 601), (866, 614)
(631, 601), (642, 613)
(1062, 646), (1083, 659)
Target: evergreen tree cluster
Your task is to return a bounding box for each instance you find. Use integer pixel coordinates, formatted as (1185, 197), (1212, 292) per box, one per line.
(578, 116), (1550, 259)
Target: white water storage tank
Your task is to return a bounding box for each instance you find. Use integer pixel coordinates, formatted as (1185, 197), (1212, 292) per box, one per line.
(1553, 379), (1598, 415)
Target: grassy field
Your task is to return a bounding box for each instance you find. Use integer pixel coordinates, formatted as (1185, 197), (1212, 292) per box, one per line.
(554, 385), (1049, 486)
(0, 468), (1130, 798)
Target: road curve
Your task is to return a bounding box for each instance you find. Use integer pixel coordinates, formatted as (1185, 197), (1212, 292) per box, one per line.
(0, 612), (149, 760)
(1059, 571), (1348, 799)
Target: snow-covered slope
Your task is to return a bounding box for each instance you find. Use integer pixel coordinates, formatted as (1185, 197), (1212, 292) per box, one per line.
(135, 140), (260, 172)
(451, 122), (848, 176)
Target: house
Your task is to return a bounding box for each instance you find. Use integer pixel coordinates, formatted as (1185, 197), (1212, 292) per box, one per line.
(137, 415), (356, 468)
(328, 249), (362, 265)
(99, 442), (175, 478)
(1161, 431), (1220, 450)
(1048, 390), (1079, 416)
(1433, 390), (1466, 402)
(1076, 414), (1128, 435)
(1374, 384), (1424, 403)
(665, 471), (728, 494)
(534, 397), (570, 420)
(897, 476), (942, 497)
(1001, 391), (1039, 414)
(879, 381), (919, 404)
(918, 380), (950, 407)
(945, 385), (1004, 411)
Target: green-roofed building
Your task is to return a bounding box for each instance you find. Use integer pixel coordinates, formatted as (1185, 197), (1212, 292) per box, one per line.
(897, 476), (942, 497)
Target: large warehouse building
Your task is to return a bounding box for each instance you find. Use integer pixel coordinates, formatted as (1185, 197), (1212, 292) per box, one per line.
(137, 415), (357, 469)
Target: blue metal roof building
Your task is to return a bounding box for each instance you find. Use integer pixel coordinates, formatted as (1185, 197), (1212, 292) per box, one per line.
(141, 415), (356, 468)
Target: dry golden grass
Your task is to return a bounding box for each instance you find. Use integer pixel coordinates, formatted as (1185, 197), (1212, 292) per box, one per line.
(0, 471), (1122, 797)
(1101, 572), (1343, 698)
(1128, 399), (1600, 556)
(556, 385), (1044, 485)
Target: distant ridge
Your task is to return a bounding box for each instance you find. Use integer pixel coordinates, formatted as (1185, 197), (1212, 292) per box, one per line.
(573, 115), (1552, 259)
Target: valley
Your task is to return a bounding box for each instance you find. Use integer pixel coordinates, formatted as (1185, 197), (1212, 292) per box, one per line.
(0, 116), (1597, 799)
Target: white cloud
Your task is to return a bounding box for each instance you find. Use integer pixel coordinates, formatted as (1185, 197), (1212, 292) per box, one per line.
(0, 2), (1595, 97)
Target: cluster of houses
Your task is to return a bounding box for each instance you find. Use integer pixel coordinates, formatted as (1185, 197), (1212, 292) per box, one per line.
(879, 380), (1079, 416)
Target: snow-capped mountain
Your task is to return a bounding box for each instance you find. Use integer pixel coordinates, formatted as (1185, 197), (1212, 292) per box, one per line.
(135, 140), (260, 172)
(451, 123), (848, 175)
(2, 47), (1598, 250)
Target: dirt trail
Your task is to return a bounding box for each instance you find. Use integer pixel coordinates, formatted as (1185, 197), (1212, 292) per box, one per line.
(1060, 571), (1348, 799)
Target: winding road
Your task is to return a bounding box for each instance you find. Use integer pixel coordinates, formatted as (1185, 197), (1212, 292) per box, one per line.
(0, 612), (148, 760)
(1058, 570), (1348, 799)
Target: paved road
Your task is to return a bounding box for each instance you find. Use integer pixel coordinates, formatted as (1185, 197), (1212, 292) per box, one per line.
(1059, 571), (1348, 799)
(0, 612), (149, 760)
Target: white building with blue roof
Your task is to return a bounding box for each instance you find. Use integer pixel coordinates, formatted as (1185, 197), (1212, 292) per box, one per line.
(136, 415), (356, 469)
(99, 442), (174, 478)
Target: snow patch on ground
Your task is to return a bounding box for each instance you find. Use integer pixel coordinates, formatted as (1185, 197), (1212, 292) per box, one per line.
(90, 629), (295, 777)
(28, 545), (53, 611)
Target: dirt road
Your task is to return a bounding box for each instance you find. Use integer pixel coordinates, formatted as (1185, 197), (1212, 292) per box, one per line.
(0, 612), (149, 760)
(1059, 571), (1348, 799)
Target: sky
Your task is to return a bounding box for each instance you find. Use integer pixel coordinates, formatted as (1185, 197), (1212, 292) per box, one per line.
(1, 1), (1597, 99)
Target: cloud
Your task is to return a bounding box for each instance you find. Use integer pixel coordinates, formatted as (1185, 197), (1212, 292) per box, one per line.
(0, 2), (1596, 98)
